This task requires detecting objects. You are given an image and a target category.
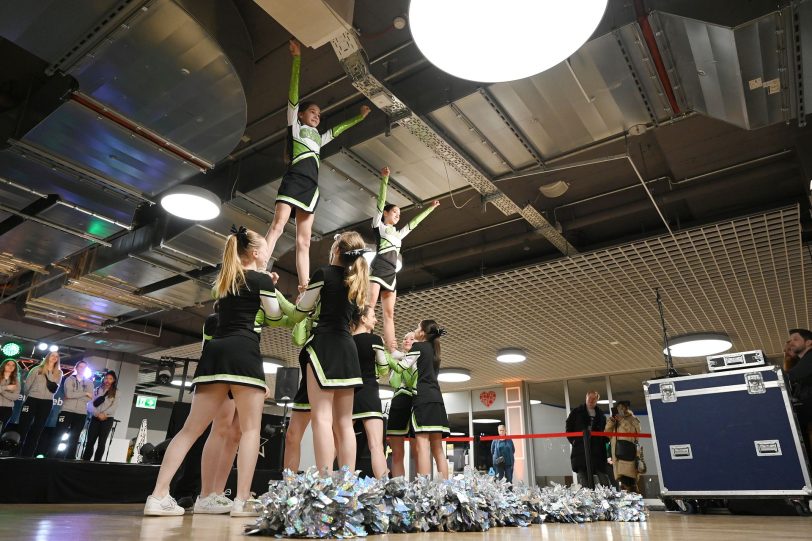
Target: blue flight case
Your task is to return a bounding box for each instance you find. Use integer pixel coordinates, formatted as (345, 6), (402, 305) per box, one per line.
(645, 366), (812, 504)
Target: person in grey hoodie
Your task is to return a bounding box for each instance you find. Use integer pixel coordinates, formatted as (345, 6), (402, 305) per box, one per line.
(82, 370), (118, 461)
(0, 359), (21, 432)
(56, 360), (94, 459)
(20, 352), (62, 456)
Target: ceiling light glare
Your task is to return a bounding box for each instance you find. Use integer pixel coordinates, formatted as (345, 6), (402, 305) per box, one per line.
(530, 399), (541, 405)
(263, 360), (284, 374)
(664, 332), (732, 357)
(160, 186), (221, 221)
(38, 342), (48, 351)
(496, 348), (526, 363)
(472, 418), (501, 424)
(48, 344), (59, 352)
(408, 0), (608, 82)
(449, 431), (466, 436)
(597, 399), (616, 405)
(171, 379), (193, 387)
(437, 367), (471, 383)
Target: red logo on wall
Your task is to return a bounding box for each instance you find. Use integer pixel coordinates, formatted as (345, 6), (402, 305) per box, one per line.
(479, 391), (496, 408)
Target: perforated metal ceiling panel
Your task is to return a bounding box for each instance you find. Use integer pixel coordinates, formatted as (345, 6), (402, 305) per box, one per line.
(147, 207), (808, 391)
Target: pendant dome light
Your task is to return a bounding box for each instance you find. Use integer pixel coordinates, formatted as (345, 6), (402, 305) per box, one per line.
(160, 185), (221, 221)
(408, 0), (609, 82)
(663, 333), (733, 358)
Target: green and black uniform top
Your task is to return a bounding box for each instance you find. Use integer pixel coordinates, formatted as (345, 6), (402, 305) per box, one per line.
(278, 55), (365, 212)
(213, 270), (282, 341)
(409, 341), (443, 406)
(296, 265), (355, 337)
(353, 332), (389, 380)
(202, 312), (218, 343)
(370, 172), (437, 291)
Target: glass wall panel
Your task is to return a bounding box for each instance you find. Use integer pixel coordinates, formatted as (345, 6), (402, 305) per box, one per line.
(527, 381), (569, 486)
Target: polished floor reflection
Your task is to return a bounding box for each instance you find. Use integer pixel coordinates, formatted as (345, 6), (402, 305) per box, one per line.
(0, 505), (809, 541)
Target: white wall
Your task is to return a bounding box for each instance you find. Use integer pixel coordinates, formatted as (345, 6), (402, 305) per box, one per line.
(529, 402), (572, 478)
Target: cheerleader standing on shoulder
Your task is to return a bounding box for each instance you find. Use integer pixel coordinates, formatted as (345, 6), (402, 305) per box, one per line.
(264, 39), (370, 293)
(145, 226), (282, 517)
(369, 166), (440, 351)
(284, 231), (370, 472)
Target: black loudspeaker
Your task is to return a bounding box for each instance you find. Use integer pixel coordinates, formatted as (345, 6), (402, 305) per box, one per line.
(274, 367), (300, 403)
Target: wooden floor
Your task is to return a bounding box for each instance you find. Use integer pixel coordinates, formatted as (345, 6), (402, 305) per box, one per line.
(0, 505), (809, 540)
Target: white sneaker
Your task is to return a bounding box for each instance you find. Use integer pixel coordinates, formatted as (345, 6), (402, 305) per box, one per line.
(230, 498), (260, 517)
(144, 494), (185, 516)
(193, 493), (232, 514)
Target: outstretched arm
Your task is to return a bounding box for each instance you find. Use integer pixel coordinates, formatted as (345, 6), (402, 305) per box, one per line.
(287, 40), (301, 127)
(321, 104), (370, 146)
(372, 166), (390, 228)
(399, 200), (440, 239)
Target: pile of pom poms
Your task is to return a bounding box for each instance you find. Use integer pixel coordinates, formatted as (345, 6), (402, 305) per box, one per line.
(245, 467), (647, 538)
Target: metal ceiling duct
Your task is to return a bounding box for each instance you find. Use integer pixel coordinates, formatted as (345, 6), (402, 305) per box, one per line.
(650, 8), (802, 129)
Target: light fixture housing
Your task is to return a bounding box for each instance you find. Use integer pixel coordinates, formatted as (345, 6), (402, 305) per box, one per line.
(408, 0), (608, 82)
(538, 180), (570, 198)
(437, 367), (471, 383)
(160, 185), (221, 221)
(472, 418), (501, 424)
(496, 348), (526, 363)
(664, 332), (732, 357)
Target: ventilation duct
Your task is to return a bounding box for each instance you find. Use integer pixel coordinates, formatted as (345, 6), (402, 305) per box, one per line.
(651, 8), (802, 129)
(253, 0), (355, 49)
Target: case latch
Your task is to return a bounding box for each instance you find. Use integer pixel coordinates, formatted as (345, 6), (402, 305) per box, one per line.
(745, 372), (765, 395)
(660, 381), (677, 403)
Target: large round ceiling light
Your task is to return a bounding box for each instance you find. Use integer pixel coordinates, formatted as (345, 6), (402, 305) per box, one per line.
(408, 0), (609, 83)
(437, 367), (471, 383)
(663, 333), (732, 358)
(160, 186), (221, 221)
(496, 348), (526, 363)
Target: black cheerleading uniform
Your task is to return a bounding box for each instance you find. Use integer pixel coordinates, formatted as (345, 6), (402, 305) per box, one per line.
(369, 172), (437, 291)
(276, 55), (364, 215)
(351, 332), (388, 420)
(410, 341), (449, 435)
(295, 265), (362, 389)
(192, 270), (281, 391)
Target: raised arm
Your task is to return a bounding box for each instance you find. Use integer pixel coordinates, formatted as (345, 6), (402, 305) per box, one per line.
(399, 200), (440, 239)
(286, 40), (301, 127)
(372, 166), (390, 228)
(321, 104), (370, 146)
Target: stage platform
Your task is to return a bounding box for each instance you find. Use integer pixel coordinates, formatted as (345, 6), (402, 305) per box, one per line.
(0, 505), (808, 541)
(0, 458), (280, 504)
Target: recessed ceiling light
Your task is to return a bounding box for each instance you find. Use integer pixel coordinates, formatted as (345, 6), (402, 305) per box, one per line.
(160, 186), (221, 221)
(664, 332), (732, 357)
(48, 345), (59, 352)
(38, 342), (48, 351)
(437, 368), (471, 383)
(409, 0), (608, 82)
(496, 348), (526, 363)
(449, 431), (466, 436)
(171, 379), (192, 387)
(530, 399), (541, 405)
(472, 418), (501, 424)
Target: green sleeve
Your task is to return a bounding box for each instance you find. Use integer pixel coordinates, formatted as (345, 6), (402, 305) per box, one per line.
(405, 204), (436, 232)
(289, 55), (301, 106)
(322, 114), (365, 146)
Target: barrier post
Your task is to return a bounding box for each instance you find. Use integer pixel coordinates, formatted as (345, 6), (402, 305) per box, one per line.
(582, 427), (594, 489)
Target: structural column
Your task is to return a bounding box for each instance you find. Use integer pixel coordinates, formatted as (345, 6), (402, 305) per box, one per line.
(504, 382), (527, 483)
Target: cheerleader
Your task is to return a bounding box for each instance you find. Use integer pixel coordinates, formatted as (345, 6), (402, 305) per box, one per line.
(291, 231), (369, 472)
(409, 320), (450, 479)
(369, 166), (440, 351)
(145, 226), (282, 517)
(20, 351), (62, 457)
(386, 331), (416, 478)
(0, 359), (21, 432)
(350, 305), (392, 478)
(57, 360), (93, 459)
(265, 39), (370, 292)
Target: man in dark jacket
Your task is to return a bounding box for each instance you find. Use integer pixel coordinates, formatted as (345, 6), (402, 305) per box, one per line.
(787, 328), (812, 458)
(565, 391), (611, 488)
(491, 424), (515, 482)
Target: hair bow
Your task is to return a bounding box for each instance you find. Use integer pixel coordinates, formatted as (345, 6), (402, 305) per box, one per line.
(230, 224), (249, 248)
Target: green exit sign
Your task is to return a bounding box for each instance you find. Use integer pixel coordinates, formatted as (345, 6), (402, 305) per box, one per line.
(136, 395), (157, 409)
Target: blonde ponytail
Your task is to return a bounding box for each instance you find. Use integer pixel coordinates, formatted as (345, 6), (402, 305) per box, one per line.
(213, 227), (265, 298)
(333, 231), (369, 309)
